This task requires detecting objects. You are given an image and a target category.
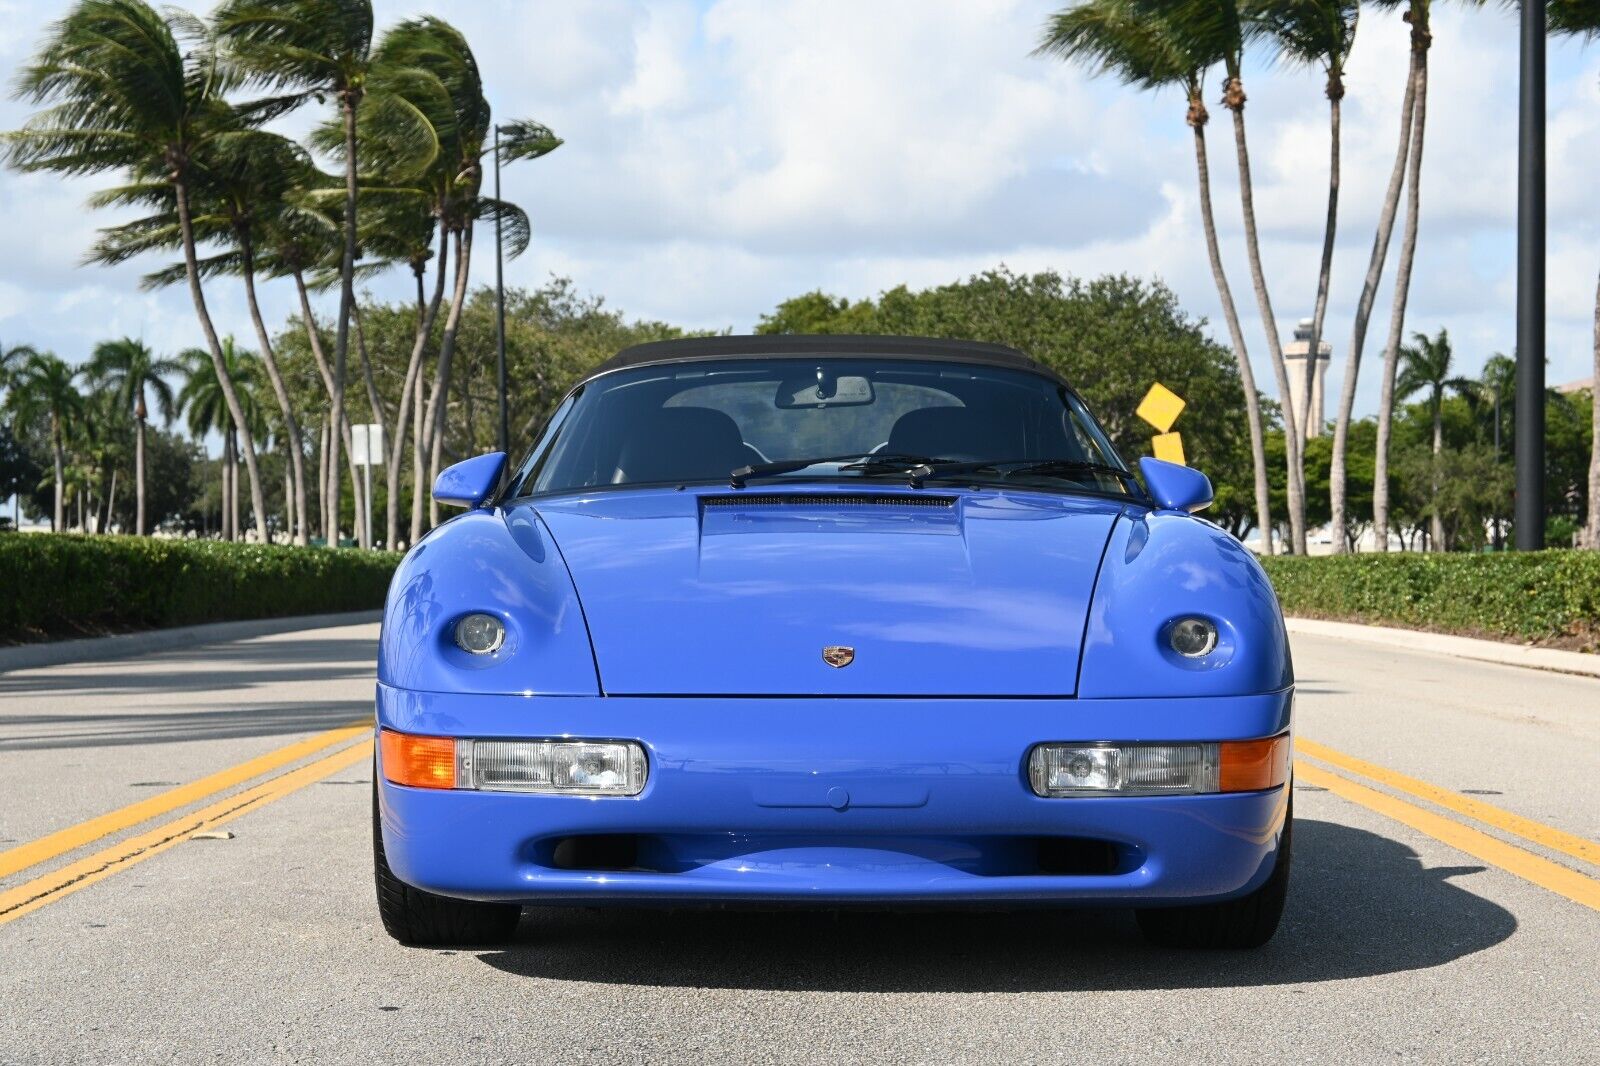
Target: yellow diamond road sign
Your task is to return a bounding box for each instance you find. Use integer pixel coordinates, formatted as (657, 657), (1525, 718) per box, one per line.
(1152, 432), (1186, 466)
(1137, 382), (1186, 434)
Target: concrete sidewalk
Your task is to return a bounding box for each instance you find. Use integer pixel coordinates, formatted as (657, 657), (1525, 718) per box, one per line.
(0, 611), (382, 673)
(1285, 617), (1600, 680)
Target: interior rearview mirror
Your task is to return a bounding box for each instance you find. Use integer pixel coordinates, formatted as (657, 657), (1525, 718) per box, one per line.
(775, 369), (875, 409)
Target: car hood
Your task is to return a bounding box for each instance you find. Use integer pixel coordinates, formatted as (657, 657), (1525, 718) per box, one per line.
(530, 487), (1124, 696)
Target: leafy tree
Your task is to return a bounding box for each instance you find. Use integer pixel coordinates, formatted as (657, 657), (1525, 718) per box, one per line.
(98, 426), (202, 534)
(1546, 386), (1595, 546)
(1394, 437), (1508, 552)
(1549, 0), (1600, 547)
(1036, 0), (1273, 547)
(0, 422), (41, 530)
(758, 269), (1263, 537)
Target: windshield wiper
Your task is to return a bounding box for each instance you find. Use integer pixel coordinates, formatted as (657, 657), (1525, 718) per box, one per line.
(906, 458), (1137, 490)
(730, 452), (941, 489)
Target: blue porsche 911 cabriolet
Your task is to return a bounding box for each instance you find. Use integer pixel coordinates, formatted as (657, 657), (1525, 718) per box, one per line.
(374, 335), (1293, 949)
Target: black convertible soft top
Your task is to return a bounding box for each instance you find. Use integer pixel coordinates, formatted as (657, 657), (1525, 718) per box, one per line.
(583, 334), (1054, 382)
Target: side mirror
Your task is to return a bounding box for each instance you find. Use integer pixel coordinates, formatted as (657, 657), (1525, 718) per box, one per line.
(433, 451), (508, 510)
(1139, 456), (1213, 513)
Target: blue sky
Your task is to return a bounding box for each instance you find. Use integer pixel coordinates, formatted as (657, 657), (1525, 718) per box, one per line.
(1, 0), (1597, 471)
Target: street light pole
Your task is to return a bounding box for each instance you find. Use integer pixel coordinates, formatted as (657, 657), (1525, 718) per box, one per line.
(1515, 0), (1546, 550)
(493, 124), (509, 457)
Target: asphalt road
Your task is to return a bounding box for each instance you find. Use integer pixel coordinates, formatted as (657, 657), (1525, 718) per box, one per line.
(1, 622), (1596, 1064)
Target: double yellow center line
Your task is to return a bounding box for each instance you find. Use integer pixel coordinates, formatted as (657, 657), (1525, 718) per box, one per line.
(1, 723), (1596, 925)
(1294, 740), (1600, 912)
(0, 722), (372, 926)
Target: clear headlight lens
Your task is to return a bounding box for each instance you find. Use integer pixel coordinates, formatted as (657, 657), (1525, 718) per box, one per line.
(454, 613), (505, 655)
(458, 739), (647, 796)
(1169, 616), (1218, 658)
(1029, 743), (1220, 796)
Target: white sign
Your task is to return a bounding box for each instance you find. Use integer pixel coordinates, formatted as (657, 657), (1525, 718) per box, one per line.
(351, 424), (384, 467)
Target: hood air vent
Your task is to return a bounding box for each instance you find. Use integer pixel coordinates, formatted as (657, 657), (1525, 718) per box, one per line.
(702, 493), (956, 509)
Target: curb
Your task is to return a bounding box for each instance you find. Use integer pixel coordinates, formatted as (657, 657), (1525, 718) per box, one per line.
(0, 611), (383, 674)
(1284, 617), (1600, 680)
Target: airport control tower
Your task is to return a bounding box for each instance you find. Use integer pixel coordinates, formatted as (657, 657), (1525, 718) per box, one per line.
(1284, 318), (1332, 437)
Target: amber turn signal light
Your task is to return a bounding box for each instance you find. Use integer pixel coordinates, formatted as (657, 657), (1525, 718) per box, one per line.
(380, 729), (456, 789)
(1218, 734), (1291, 793)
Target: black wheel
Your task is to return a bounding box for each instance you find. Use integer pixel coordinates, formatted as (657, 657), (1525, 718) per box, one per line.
(373, 778), (522, 947)
(1135, 794), (1292, 950)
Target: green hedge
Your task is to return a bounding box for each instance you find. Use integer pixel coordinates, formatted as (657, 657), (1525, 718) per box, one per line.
(0, 533), (400, 643)
(1261, 550), (1600, 648)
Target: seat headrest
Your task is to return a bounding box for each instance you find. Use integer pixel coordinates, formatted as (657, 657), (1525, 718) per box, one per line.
(614, 406), (748, 484)
(886, 406), (1021, 461)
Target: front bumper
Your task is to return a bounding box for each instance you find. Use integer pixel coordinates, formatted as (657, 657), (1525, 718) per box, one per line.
(376, 683), (1292, 905)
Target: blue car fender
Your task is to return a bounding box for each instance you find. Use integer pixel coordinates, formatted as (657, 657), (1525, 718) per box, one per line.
(377, 508), (599, 696)
(1076, 511), (1293, 700)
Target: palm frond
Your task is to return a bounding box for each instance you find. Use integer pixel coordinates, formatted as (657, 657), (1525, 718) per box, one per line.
(496, 120), (562, 164)
(1551, 0), (1600, 39)
(212, 0), (373, 94)
(474, 196), (530, 259)
(1243, 0), (1359, 72)
(1035, 0), (1203, 89)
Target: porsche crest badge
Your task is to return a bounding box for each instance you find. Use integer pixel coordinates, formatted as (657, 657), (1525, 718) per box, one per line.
(822, 645), (855, 668)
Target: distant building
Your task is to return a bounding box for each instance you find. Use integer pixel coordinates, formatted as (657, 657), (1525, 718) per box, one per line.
(1556, 376), (1593, 395)
(1283, 318), (1332, 437)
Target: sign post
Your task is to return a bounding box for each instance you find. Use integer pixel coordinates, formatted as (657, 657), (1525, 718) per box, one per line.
(351, 424), (384, 549)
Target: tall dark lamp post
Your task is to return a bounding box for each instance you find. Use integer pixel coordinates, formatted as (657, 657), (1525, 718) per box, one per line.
(1515, 0), (1546, 549)
(493, 123), (510, 457)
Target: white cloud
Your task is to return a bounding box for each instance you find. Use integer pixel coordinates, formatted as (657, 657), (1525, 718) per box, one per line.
(1, 0), (1596, 423)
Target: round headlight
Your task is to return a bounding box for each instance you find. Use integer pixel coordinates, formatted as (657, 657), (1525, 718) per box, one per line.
(454, 613), (505, 655)
(1169, 617), (1218, 658)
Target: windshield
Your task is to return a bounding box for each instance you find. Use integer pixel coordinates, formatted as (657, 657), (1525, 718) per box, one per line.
(504, 357), (1134, 498)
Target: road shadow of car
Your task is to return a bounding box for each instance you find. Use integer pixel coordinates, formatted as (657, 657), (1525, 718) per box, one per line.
(475, 818), (1515, 992)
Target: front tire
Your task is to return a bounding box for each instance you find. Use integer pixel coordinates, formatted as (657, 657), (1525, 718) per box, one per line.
(373, 778), (522, 947)
(1135, 794), (1292, 950)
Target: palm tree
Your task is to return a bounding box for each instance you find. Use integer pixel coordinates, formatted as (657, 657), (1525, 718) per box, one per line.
(1551, 0), (1600, 549)
(85, 338), (178, 535)
(337, 16), (555, 539)
(1329, 19), (1420, 553)
(1178, 0), (1309, 553)
(1367, 0), (1432, 553)
(0, 342), (40, 391)
(1363, 0), (1491, 550)
(200, 131), (315, 545)
(358, 195), (445, 548)
(73, 383), (131, 532)
(179, 338), (262, 540)
(4, 352), (82, 530)
(252, 192), (370, 543)
(1247, 0), (1358, 443)
(4, 0), (271, 541)
(214, 0), (433, 549)
(0, 340), (41, 450)
(1036, 1), (1274, 550)
(1396, 328), (1476, 550)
